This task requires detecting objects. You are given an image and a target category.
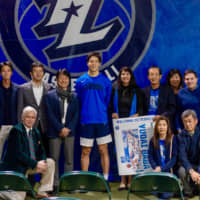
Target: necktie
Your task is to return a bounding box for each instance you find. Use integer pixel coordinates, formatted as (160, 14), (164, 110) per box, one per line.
(28, 130), (36, 160)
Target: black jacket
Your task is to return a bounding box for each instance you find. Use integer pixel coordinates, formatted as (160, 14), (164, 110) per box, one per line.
(142, 84), (176, 121)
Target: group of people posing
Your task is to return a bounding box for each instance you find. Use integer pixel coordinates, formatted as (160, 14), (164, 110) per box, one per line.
(0, 51), (199, 199)
(111, 64), (200, 199)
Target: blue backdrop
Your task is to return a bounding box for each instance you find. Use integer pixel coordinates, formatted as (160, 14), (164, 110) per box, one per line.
(0, 0), (200, 86)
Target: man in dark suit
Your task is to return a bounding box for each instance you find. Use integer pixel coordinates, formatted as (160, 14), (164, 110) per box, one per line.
(0, 61), (18, 160)
(44, 69), (79, 191)
(0, 106), (55, 199)
(17, 62), (51, 153)
(143, 66), (176, 123)
(178, 109), (200, 198)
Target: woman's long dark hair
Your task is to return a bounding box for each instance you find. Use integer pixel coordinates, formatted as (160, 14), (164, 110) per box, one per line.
(166, 69), (183, 89)
(153, 116), (172, 149)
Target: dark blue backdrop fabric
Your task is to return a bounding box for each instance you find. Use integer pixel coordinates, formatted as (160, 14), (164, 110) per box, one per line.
(1, 0), (200, 85)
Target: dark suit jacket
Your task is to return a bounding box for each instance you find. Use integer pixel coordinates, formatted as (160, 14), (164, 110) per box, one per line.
(17, 81), (52, 133)
(0, 82), (18, 126)
(148, 136), (177, 172)
(143, 84), (176, 121)
(178, 127), (200, 171)
(44, 89), (79, 138)
(1, 123), (46, 174)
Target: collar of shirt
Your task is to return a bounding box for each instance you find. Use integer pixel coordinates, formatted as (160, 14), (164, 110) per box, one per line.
(189, 132), (195, 137)
(24, 125), (32, 136)
(31, 81), (43, 88)
(32, 81), (44, 105)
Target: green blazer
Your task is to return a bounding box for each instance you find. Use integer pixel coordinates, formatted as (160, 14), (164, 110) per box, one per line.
(1, 123), (46, 174)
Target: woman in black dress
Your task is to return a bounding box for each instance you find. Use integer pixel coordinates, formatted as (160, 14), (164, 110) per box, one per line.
(111, 66), (145, 190)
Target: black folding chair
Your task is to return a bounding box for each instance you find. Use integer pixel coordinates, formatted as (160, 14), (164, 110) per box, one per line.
(127, 172), (184, 200)
(58, 171), (111, 200)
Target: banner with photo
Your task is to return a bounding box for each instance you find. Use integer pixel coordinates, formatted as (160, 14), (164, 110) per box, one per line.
(113, 115), (154, 175)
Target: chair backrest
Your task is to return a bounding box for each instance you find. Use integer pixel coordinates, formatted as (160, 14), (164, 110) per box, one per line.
(127, 172), (184, 200)
(58, 171), (111, 200)
(0, 171), (37, 199)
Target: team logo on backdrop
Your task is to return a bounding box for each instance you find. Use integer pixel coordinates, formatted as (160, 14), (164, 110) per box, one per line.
(0, 0), (155, 82)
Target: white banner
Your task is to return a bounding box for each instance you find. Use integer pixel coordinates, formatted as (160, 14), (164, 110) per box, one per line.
(113, 115), (154, 175)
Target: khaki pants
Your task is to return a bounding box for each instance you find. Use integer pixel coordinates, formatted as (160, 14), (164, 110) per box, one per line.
(0, 125), (13, 160)
(0, 158), (55, 200)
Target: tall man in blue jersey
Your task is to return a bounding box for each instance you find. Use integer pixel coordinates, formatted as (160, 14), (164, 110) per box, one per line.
(75, 52), (112, 180)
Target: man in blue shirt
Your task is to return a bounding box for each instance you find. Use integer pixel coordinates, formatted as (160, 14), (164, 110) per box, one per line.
(0, 61), (18, 160)
(75, 52), (112, 180)
(176, 70), (200, 132)
(143, 66), (176, 123)
(178, 109), (200, 198)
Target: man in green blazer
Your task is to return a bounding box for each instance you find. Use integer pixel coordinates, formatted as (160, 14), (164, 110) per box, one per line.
(0, 106), (55, 199)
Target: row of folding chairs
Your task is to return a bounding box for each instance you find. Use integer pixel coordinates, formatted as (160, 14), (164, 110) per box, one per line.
(0, 170), (184, 200)
(0, 171), (111, 200)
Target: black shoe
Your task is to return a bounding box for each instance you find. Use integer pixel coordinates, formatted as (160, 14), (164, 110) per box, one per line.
(48, 185), (58, 195)
(67, 190), (75, 194)
(193, 188), (200, 196)
(79, 190), (88, 193)
(173, 191), (179, 198)
(183, 190), (194, 198)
